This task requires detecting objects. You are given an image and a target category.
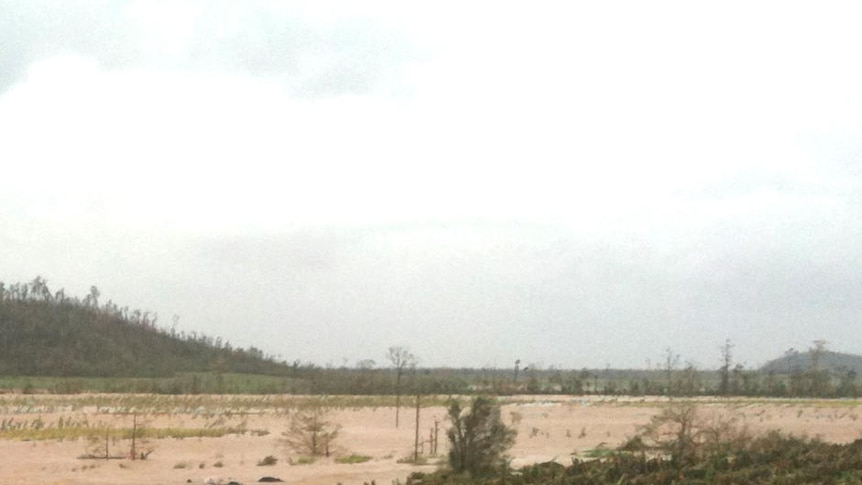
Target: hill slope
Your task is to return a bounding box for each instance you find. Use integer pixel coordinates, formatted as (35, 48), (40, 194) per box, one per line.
(760, 349), (862, 374)
(0, 278), (289, 378)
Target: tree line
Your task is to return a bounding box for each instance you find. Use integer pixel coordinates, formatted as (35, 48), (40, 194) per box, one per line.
(1, 278), (857, 398)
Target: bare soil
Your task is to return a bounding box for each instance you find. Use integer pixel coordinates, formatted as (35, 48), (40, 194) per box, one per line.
(2, 395), (861, 485)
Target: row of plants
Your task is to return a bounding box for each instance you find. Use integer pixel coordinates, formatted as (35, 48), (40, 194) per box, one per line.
(0, 392), (458, 416)
(4, 367), (857, 398)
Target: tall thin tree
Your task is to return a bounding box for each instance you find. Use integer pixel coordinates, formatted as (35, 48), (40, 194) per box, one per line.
(387, 346), (416, 428)
(719, 339), (734, 396)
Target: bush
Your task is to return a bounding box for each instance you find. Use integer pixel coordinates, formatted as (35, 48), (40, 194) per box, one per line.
(291, 456), (316, 465)
(446, 396), (516, 476)
(257, 455), (278, 466)
(409, 427), (862, 485)
(282, 404), (341, 457)
(633, 402), (750, 466)
(336, 454), (372, 464)
(398, 455), (430, 465)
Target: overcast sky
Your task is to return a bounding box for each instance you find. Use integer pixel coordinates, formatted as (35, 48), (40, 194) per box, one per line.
(3, 1), (862, 370)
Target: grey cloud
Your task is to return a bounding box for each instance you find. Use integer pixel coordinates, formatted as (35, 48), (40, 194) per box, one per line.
(0, 0), (417, 96)
(141, 215), (862, 367)
(6, 204), (861, 368)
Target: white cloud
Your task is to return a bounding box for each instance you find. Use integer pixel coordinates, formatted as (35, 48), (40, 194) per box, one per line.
(3, 2), (862, 367)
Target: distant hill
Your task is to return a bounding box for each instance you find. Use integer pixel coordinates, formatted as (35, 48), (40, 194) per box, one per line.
(0, 278), (290, 378)
(760, 349), (862, 374)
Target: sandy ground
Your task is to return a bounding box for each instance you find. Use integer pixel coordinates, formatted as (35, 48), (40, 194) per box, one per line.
(2, 395), (862, 485)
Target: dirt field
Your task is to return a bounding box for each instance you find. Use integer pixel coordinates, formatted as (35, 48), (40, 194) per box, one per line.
(2, 395), (861, 485)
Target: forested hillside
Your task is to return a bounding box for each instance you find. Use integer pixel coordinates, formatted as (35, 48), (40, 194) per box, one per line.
(0, 277), (289, 378)
(761, 348), (862, 374)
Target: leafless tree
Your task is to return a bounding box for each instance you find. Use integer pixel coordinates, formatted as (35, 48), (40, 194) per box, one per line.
(387, 346), (417, 428)
(719, 339), (734, 396)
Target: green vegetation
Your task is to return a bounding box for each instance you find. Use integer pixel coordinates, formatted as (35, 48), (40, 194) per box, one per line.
(413, 436), (862, 484)
(581, 444), (615, 459)
(336, 454), (372, 464)
(446, 396), (516, 476)
(0, 277), (289, 380)
(762, 346), (862, 374)
(0, 373), (299, 395)
(0, 393), (454, 417)
(398, 455), (432, 465)
(2, 425), (243, 441)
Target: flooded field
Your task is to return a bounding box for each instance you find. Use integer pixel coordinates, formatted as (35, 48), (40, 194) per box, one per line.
(1, 394), (860, 485)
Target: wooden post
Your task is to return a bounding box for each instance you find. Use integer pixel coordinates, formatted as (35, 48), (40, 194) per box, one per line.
(413, 394), (421, 462)
(433, 419), (439, 455)
(396, 390), (401, 428)
(130, 413), (137, 460)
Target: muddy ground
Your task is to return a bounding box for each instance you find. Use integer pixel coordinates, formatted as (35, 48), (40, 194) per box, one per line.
(1, 395), (860, 485)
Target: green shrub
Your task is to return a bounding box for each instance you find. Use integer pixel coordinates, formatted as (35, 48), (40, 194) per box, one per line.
(446, 396), (516, 476)
(336, 454), (372, 464)
(398, 455), (429, 465)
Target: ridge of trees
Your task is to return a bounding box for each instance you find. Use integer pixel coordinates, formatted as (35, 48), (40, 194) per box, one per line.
(0, 277), (289, 379)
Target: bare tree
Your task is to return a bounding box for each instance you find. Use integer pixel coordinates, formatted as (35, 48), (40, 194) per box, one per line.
(129, 413), (154, 460)
(83, 285), (100, 308)
(632, 402), (704, 464)
(663, 347), (680, 396)
(29, 276), (51, 301)
(679, 362), (702, 396)
(629, 401), (749, 465)
(719, 339), (734, 396)
(387, 346), (416, 428)
(809, 339), (829, 397)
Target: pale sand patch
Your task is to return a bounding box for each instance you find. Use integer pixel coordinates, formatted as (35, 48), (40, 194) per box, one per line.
(1, 395), (861, 484)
